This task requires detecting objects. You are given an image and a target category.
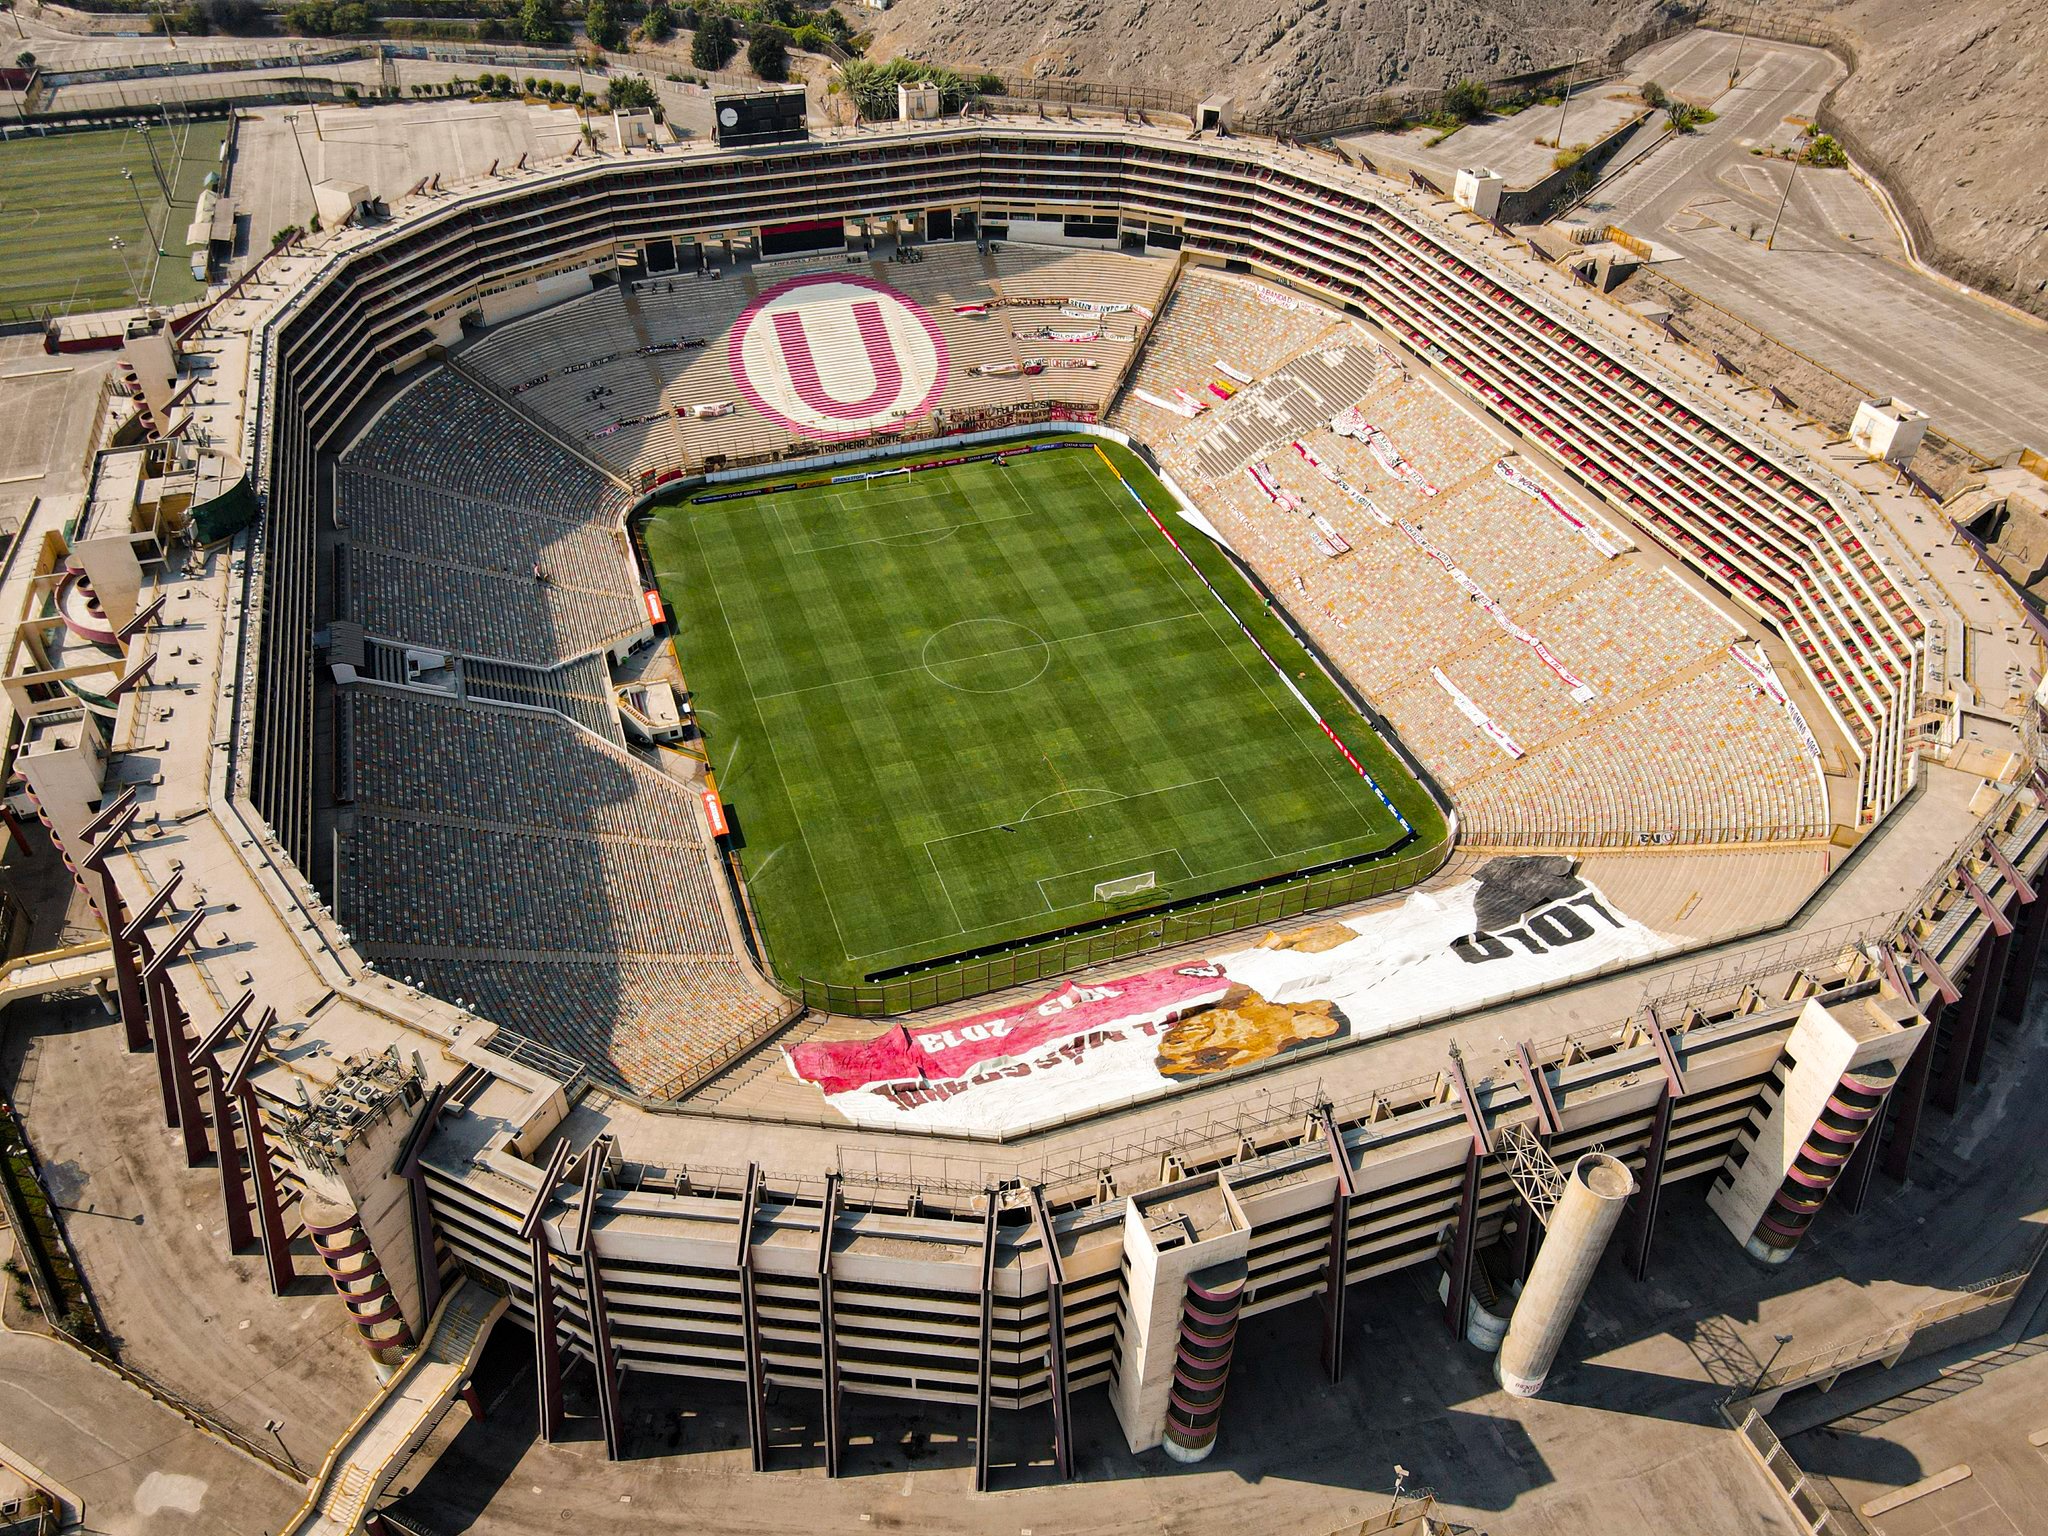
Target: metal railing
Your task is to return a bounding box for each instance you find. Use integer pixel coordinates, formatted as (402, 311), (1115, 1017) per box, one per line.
(795, 835), (1453, 1016)
(1732, 1409), (1867, 1535)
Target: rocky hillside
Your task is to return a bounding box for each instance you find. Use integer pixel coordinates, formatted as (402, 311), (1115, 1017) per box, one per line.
(1814, 0), (2047, 322)
(860, 0), (1695, 122)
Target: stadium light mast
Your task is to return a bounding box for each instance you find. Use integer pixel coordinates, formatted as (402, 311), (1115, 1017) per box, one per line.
(120, 167), (165, 256)
(284, 111), (319, 214)
(1765, 140), (1805, 251)
(1728, 0), (1762, 89)
(109, 234), (145, 308)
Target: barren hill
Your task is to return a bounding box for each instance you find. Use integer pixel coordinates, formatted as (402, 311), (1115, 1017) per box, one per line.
(862, 0), (1693, 122)
(1814, 0), (2047, 322)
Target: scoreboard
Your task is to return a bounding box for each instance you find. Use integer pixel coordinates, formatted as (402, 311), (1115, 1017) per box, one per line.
(711, 89), (809, 148)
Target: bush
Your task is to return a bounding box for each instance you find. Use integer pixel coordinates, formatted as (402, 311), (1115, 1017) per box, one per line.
(270, 224), (306, 245)
(205, 0), (265, 30)
(606, 72), (657, 111)
(1640, 79), (1666, 109)
(839, 56), (984, 118)
(790, 22), (831, 51)
(641, 0), (672, 41)
(1803, 132), (1848, 168)
(332, 1), (374, 31)
(1665, 101), (1714, 134)
(747, 22), (787, 80)
(690, 12), (734, 69)
(519, 0), (563, 45)
(1551, 144), (1586, 171)
(583, 0), (623, 50)
(1444, 77), (1489, 122)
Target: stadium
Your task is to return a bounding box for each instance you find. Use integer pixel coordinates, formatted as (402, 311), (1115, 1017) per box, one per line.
(19, 104), (2048, 1525)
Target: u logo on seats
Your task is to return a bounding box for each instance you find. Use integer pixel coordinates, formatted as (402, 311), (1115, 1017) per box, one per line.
(729, 274), (949, 441)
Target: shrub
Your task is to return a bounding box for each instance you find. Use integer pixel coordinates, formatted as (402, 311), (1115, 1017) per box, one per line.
(747, 22), (788, 80)
(584, 0), (623, 50)
(1551, 144), (1586, 171)
(641, 0), (672, 41)
(606, 72), (657, 111)
(1445, 77), (1489, 121)
(839, 56), (985, 118)
(332, 1), (374, 32)
(690, 12), (734, 70)
(1803, 132), (1847, 168)
(518, 0), (563, 46)
(1665, 101), (1715, 133)
(1640, 79), (1666, 109)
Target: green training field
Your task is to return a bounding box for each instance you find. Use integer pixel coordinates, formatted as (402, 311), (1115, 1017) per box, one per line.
(645, 438), (1443, 988)
(0, 120), (229, 318)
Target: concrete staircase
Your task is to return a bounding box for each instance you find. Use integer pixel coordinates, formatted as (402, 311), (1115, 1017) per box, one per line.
(282, 1278), (508, 1536)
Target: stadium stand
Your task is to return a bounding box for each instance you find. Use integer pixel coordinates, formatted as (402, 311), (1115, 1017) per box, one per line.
(337, 687), (763, 1089)
(335, 378), (646, 669)
(1113, 281), (1831, 848)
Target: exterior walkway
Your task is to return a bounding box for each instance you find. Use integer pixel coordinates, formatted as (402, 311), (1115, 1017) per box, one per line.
(283, 1278), (507, 1536)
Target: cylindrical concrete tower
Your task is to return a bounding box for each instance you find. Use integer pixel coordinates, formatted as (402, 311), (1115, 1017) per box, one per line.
(1496, 1152), (1634, 1398)
(1745, 1060), (1896, 1264)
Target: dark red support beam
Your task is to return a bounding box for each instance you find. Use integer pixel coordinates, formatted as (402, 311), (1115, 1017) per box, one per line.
(519, 1139), (572, 1443)
(1935, 932), (2005, 1113)
(1999, 889), (2048, 1024)
(1980, 837), (2035, 904)
(1963, 925), (2014, 1086)
(735, 1163), (766, 1474)
(572, 1138), (623, 1461)
(87, 860), (148, 1051)
(1313, 1104), (1356, 1383)
(224, 1012), (294, 1293)
(973, 1197), (998, 1494)
(1955, 868), (2013, 936)
(1027, 1184), (1073, 1478)
(115, 594), (167, 642)
(1626, 1086), (1674, 1280)
(1882, 1001), (1941, 1183)
(195, 993), (256, 1251)
(1514, 1042), (1562, 1137)
(1441, 1144), (1483, 1340)
(141, 909), (206, 1157)
(1900, 930), (1960, 1005)
(817, 1173), (842, 1479)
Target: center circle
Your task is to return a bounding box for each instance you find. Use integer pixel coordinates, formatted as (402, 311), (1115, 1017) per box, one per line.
(921, 618), (1051, 694)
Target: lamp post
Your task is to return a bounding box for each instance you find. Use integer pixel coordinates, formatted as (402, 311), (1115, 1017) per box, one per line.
(284, 110), (318, 216)
(1766, 138), (1805, 251)
(1749, 1332), (1795, 1395)
(1729, 0), (1763, 89)
(109, 234), (144, 308)
(120, 167), (163, 255)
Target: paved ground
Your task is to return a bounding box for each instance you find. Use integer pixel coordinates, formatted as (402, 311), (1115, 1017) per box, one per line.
(0, 335), (114, 505)
(1336, 84), (1647, 193)
(2, 997), (380, 1466)
(0, 1232), (305, 1535)
(1570, 31), (2048, 458)
(1784, 1305), (2048, 1536)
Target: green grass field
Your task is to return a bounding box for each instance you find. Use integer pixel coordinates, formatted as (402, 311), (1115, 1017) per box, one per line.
(0, 120), (229, 318)
(645, 438), (1443, 988)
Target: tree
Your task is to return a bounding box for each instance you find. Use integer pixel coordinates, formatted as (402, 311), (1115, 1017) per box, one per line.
(691, 12), (735, 70)
(606, 72), (657, 111)
(204, 0), (264, 31)
(584, 0), (624, 50)
(1444, 77), (1489, 122)
(519, 0), (564, 46)
(15, 52), (35, 72)
(331, 1), (374, 33)
(1665, 100), (1714, 134)
(747, 23), (788, 80)
(1803, 132), (1847, 168)
(641, 0), (673, 42)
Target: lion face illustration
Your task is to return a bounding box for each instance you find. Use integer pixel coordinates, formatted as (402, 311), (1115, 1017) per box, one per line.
(1155, 983), (1347, 1078)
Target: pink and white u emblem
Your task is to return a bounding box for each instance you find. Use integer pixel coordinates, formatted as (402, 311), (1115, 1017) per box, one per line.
(729, 275), (949, 442)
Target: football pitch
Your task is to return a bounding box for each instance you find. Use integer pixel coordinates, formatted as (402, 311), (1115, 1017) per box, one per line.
(645, 439), (1443, 987)
(0, 119), (229, 318)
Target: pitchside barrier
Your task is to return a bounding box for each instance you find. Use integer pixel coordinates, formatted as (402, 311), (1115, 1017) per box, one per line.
(796, 833), (1453, 1016)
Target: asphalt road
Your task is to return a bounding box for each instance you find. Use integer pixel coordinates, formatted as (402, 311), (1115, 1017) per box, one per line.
(1576, 32), (2048, 458)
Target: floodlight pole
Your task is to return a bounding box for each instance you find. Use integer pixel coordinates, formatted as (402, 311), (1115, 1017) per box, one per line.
(1729, 0), (1762, 89)
(1766, 144), (1803, 250)
(1553, 58), (1578, 154)
(120, 168), (163, 255)
(285, 112), (318, 215)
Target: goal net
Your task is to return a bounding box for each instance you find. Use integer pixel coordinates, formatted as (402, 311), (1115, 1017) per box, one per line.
(1093, 870), (1157, 903)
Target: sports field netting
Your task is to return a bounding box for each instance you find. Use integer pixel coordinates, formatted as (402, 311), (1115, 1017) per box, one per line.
(0, 119), (229, 319)
(644, 438), (1442, 987)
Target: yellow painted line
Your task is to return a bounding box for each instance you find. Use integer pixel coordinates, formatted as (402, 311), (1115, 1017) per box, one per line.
(1859, 1464), (1971, 1518)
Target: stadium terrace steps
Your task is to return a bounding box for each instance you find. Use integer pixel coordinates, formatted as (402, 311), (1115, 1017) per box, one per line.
(335, 680), (762, 1094)
(1118, 272), (1829, 851)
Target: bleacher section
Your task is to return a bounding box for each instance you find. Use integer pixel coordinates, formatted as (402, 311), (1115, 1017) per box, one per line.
(456, 247), (1176, 483)
(336, 376), (646, 669)
(337, 688), (768, 1090)
(1111, 277), (1832, 849)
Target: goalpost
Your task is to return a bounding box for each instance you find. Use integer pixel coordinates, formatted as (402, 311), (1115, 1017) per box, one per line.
(1093, 870), (1157, 903)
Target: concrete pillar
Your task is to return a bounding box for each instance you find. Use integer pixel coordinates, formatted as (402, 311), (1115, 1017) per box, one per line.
(1495, 1153), (1634, 1398)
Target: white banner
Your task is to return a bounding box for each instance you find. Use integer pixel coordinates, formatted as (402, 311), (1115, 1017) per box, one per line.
(1494, 457), (1626, 559)
(1728, 642), (1825, 761)
(1433, 667), (1525, 758)
(1135, 387), (1201, 418)
(787, 858), (1673, 1133)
